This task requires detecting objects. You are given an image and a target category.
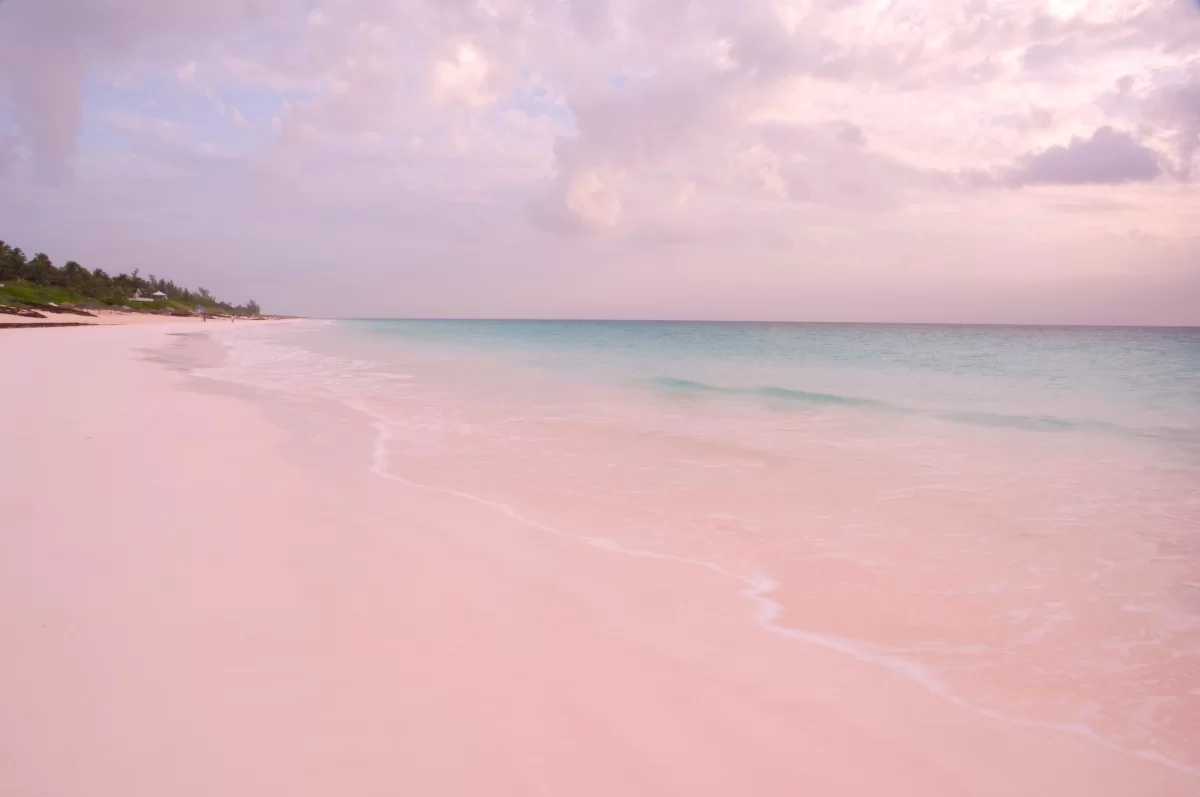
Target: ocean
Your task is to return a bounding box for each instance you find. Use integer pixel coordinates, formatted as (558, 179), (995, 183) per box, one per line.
(202, 319), (1200, 773)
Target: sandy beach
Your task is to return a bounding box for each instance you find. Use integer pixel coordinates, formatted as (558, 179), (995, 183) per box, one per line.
(0, 309), (245, 328)
(1, 324), (1195, 797)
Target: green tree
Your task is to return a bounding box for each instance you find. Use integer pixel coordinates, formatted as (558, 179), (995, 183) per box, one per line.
(0, 241), (18, 280)
(63, 261), (87, 292)
(25, 253), (56, 284)
(86, 268), (114, 301)
(2, 237), (264, 313)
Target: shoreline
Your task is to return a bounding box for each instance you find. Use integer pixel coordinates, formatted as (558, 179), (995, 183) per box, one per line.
(0, 308), (292, 328)
(0, 321), (94, 329)
(1, 324), (1195, 796)
(355, 392), (1200, 781)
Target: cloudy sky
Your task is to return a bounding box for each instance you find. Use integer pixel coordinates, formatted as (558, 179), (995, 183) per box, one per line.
(1, 0), (1197, 323)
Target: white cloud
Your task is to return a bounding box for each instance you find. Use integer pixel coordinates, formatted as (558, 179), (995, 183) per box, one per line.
(103, 111), (191, 144)
(564, 166), (625, 230)
(431, 44), (496, 108)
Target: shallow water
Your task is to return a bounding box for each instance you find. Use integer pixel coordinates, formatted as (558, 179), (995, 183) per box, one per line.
(201, 320), (1200, 773)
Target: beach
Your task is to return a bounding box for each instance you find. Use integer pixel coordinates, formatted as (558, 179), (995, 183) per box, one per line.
(0, 310), (242, 328)
(1, 322), (1196, 796)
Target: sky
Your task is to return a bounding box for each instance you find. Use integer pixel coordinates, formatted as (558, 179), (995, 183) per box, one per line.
(0, 0), (1198, 324)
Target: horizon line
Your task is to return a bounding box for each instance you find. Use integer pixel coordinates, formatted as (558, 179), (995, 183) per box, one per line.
(320, 317), (1200, 330)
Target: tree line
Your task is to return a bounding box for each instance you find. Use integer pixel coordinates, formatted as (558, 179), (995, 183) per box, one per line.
(0, 239), (261, 317)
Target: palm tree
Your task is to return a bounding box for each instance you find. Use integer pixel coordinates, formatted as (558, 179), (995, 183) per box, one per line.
(63, 261), (87, 292)
(26, 253), (56, 284)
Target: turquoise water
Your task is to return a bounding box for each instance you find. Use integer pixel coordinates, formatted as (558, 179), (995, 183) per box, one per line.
(344, 320), (1200, 441)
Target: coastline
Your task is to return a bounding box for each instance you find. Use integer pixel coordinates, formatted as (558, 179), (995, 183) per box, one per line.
(0, 310), (279, 328)
(1, 324), (1194, 796)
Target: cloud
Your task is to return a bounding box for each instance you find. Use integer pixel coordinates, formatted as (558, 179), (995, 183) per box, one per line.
(757, 121), (935, 210)
(1009, 126), (1161, 186)
(1172, 81), (1200, 179)
(104, 111), (191, 145)
(1146, 70), (1200, 180)
(1022, 37), (1078, 72)
(0, 0), (1198, 322)
(537, 165), (626, 233)
(430, 44), (497, 108)
(0, 0), (283, 176)
(176, 60), (197, 83)
(567, 0), (614, 42)
(0, 42), (82, 179)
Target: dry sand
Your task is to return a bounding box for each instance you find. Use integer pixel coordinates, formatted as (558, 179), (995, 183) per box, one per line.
(0, 324), (1194, 796)
(0, 309), (253, 327)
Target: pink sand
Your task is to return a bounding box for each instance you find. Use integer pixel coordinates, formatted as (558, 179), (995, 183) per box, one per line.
(0, 325), (1194, 796)
(0, 310), (223, 326)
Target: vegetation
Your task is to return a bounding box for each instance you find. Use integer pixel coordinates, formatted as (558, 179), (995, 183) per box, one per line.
(0, 239), (261, 317)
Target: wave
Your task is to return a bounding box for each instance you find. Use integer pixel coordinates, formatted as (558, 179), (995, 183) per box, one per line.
(654, 377), (884, 409)
(649, 376), (1199, 444)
